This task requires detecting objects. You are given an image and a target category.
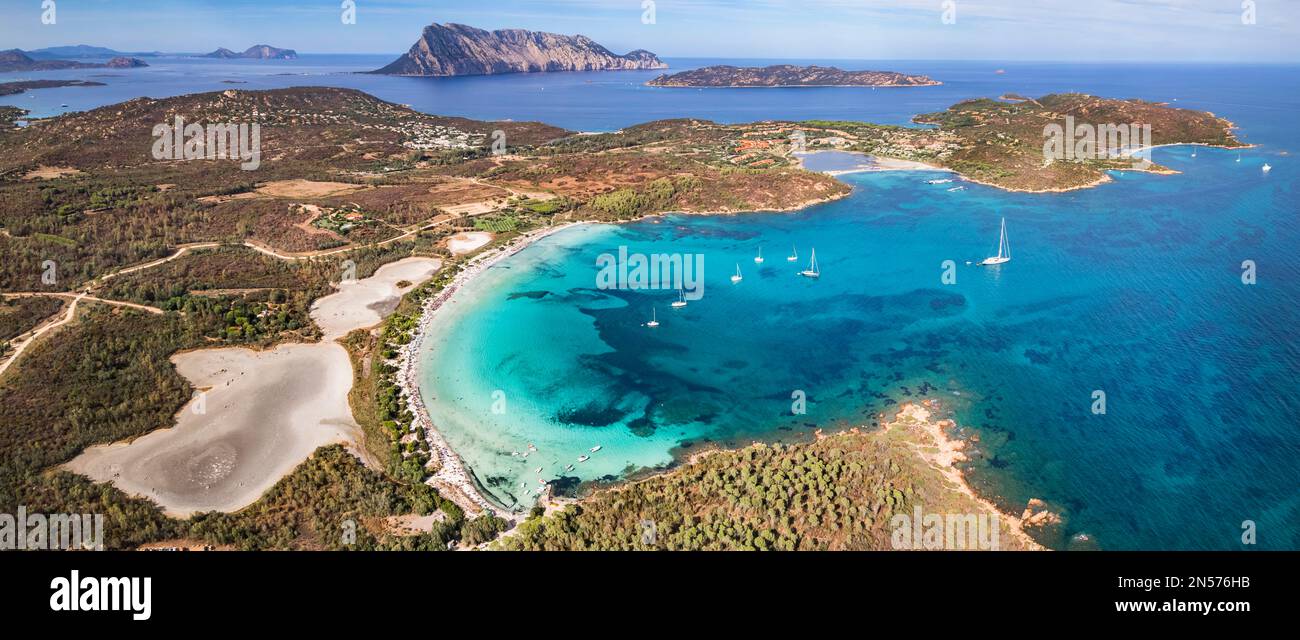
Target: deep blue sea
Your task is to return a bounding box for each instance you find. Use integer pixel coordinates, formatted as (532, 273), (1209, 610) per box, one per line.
(8, 55), (1296, 549)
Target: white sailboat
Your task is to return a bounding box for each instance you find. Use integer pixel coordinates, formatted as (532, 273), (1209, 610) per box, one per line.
(671, 289), (688, 308)
(754, 247), (764, 264)
(647, 308), (660, 328)
(800, 249), (820, 278)
(731, 264), (743, 283)
(787, 245), (798, 262)
(979, 218), (1012, 266)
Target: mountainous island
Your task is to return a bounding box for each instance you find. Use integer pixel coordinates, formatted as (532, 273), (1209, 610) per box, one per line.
(0, 49), (148, 72)
(370, 22), (667, 76)
(203, 45), (299, 60)
(648, 64), (941, 88)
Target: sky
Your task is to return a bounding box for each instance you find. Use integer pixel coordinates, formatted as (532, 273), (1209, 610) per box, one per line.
(1, 0), (1297, 62)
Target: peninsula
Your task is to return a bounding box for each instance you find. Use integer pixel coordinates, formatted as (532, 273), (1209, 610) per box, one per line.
(648, 64), (941, 88)
(371, 22), (667, 77)
(0, 49), (148, 72)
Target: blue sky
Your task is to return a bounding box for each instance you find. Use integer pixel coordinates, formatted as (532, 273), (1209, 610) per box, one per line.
(1, 0), (1296, 61)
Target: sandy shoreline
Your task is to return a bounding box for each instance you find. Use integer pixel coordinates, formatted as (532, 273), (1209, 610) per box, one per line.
(394, 224), (590, 520)
(796, 150), (953, 177)
(66, 257), (441, 517)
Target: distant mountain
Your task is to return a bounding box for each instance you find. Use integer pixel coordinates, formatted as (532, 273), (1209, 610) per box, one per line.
(26, 45), (160, 59)
(0, 49), (147, 72)
(202, 45), (298, 60)
(648, 65), (941, 88)
(370, 22), (667, 77)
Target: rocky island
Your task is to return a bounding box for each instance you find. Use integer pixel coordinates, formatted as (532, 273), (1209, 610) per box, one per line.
(647, 64), (940, 88)
(202, 45), (298, 60)
(370, 22), (667, 77)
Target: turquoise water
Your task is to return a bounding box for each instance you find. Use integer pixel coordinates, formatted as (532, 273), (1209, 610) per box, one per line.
(420, 144), (1299, 550)
(7, 53), (1295, 549)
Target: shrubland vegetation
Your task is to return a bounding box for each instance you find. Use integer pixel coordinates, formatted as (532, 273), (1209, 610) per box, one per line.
(0, 86), (1234, 550)
(501, 427), (1035, 551)
(0, 295), (62, 341)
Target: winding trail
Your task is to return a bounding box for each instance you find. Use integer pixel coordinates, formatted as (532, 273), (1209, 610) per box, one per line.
(0, 292), (84, 379)
(98, 242), (222, 282)
(0, 175), (528, 384)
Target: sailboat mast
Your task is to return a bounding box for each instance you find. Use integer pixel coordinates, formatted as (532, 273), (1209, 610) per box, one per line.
(998, 218), (1007, 259)
(1003, 219), (1011, 259)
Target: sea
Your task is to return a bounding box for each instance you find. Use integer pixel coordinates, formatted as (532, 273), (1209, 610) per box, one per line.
(7, 55), (1296, 550)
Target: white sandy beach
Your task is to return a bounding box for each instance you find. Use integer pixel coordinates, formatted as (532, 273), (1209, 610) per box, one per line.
(65, 257), (442, 517)
(394, 224), (587, 519)
(795, 150), (952, 176)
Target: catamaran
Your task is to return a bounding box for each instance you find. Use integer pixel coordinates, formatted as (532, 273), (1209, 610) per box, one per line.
(754, 247), (765, 264)
(979, 218), (1012, 266)
(647, 308), (660, 328)
(787, 245), (798, 262)
(731, 264), (743, 283)
(800, 249), (820, 278)
(671, 290), (688, 308)
(1263, 163), (1272, 173)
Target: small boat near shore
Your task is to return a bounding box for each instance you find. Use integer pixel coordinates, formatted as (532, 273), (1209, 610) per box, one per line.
(787, 245), (798, 262)
(647, 308), (660, 328)
(731, 264), (743, 283)
(577, 455), (590, 463)
(671, 290), (687, 308)
(754, 247), (764, 264)
(1262, 163), (1272, 173)
(590, 445), (602, 453)
(926, 178), (953, 185)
